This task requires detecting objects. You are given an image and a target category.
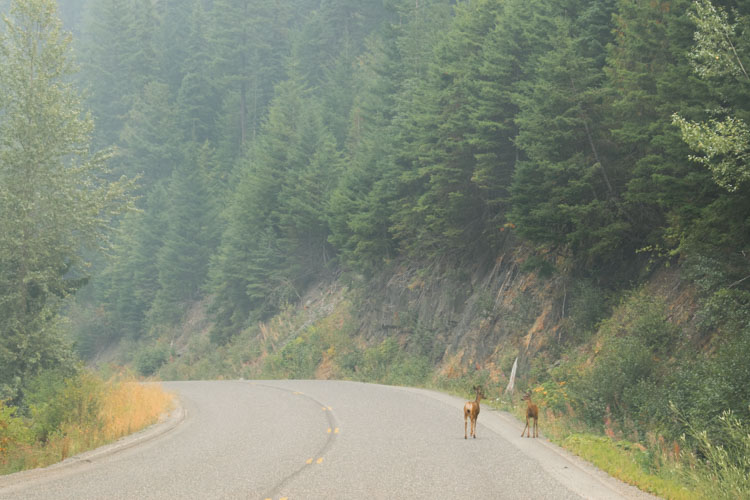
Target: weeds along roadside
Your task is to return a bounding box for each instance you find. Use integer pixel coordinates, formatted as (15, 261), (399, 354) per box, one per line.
(0, 369), (174, 475)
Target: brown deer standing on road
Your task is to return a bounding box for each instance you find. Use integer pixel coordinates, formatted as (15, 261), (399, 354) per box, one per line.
(464, 386), (484, 439)
(521, 391), (539, 438)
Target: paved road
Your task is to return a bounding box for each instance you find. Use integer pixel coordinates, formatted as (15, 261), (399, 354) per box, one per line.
(0, 380), (657, 499)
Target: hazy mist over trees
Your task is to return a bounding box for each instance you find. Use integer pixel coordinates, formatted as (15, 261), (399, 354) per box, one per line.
(2, 1), (749, 467)
(57, 0), (748, 348)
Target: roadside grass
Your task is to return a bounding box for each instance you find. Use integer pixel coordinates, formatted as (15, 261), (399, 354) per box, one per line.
(0, 373), (174, 475)
(558, 433), (696, 500)
(486, 395), (730, 500)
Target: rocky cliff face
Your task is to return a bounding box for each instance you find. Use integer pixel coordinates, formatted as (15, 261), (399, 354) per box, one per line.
(348, 243), (566, 383)
(343, 240), (697, 387)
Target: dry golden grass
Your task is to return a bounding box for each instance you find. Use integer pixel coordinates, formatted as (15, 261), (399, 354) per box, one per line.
(0, 375), (175, 474)
(99, 380), (174, 442)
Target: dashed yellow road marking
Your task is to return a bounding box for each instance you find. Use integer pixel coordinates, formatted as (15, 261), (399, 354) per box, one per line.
(306, 458), (313, 465)
(327, 428), (332, 433)
(334, 427), (339, 434)
(321, 406), (328, 411)
(316, 457), (324, 464)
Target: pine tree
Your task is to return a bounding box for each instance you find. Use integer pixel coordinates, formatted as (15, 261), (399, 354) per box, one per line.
(390, 0), (512, 260)
(327, 0), (453, 273)
(100, 184), (168, 340)
(607, 0), (718, 260)
(176, 0), (220, 146)
(510, 0), (627, 268)
(155, 0), (193, 92)
(149, 152), (214, 325)
(118, 81), (182, 186)
(209, 0), (295, 151)
(209, 75), (340, 342)
(79, 0), (136, 147)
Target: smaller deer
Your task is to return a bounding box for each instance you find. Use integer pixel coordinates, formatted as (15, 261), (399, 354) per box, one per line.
(464, 385), (485, 439)
(521, 391), (539, 438)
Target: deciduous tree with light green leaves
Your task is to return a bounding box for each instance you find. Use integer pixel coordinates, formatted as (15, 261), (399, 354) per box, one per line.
(673, 0), (750, 192)
(0, 0), (135, 401)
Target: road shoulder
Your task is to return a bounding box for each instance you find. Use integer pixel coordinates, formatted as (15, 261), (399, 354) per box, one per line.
(0, 401), (185, 491)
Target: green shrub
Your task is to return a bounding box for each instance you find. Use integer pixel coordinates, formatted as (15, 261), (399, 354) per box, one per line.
(681, 408), (750, 500)
(359, 337), (400, 381)
(0, 402), (32, 461)
(383, 356), (431, 387)
(520, 254), (556, 279)
(28, 372), (104, 443)
(262, 333), (324, 379)
(697, 288), (750, 334)
(565, 279), (611, 343)
(134, 344), (169, 376)
(573, 335), (655, 428)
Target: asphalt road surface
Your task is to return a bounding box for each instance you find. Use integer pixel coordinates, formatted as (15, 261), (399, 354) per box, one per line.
(0, 380), (658, 499)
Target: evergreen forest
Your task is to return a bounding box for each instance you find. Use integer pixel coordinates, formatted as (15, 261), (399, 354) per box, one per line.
(1, 0), (750, 495)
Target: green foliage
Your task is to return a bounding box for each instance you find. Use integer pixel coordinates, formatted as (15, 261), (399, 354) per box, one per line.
(565, 279), (611, 343)
(134, 344), (170, 377)
(575, 334), (655, 428)
(262, 333), (324, 380)
(519, 255), (556, 279)
(149, 147), (216, 325)
(208, 76), (342, 342)
(359, 337), (400, 381)
(680, 407), (750, 499)
(571, 291), (679, 428)
(510, 1), (626, 270)
(0, 0), (135, 400)
(560, 434), (696, 500)
(26, 370), (103, 443)
(687, 0), (749, 82)
(674, 114), (750, 192)
(43, 9), (750, 496)
(0, 402), (33, 459)
(356, 337), (431, 386)
(389, 0), (513, 260)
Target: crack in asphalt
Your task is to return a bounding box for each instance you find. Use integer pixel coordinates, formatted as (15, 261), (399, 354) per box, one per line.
(253, 382), (339, 500)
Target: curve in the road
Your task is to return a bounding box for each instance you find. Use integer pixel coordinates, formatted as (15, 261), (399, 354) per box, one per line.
(0, 380), (658, 500)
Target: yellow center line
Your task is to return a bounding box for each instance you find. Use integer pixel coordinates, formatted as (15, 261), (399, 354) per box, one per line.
(306, 458), (313, 465)
(316, 457), (324, 464)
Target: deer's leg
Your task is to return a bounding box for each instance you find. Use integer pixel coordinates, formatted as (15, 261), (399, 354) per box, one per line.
(471, 418), (476, 438)
(521, 417), (528, 437)
(464, 414), (468, 439)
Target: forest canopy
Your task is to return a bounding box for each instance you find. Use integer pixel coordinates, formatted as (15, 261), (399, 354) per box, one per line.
(1, 0), (749, 403)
